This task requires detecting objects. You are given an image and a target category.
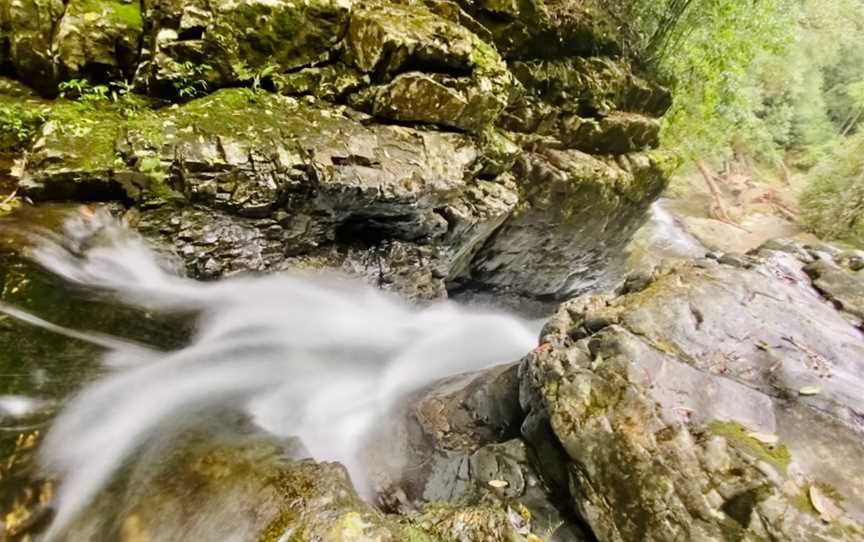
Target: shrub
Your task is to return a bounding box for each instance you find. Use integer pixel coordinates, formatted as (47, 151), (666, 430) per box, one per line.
(800, 133), (864, 247)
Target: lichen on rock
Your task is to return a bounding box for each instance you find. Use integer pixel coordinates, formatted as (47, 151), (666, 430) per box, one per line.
(519, 243), (864, 540)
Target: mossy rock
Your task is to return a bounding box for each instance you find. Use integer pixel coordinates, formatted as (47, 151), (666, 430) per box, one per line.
(509, 57), (671, 117)
(0, 95), (50, 153)
(137, 0), (351, 97)
(451, 0), (621, 60)
(0, 0), (65, 94)
(346, 2), (476, 77)
(708, 421), (792, 474)
(272, 65), (369, 101)
(521, 246), (864, 540)
(54, 0), (144, 81)
(345, 4), (515, 132)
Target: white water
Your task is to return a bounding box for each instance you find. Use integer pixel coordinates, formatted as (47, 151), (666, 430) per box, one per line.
(7, 209), (537, 538)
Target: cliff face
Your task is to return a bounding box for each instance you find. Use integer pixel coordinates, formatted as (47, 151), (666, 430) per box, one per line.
(0, 0), (671, 303)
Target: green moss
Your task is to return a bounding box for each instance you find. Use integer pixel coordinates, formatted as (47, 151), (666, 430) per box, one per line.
(708, 421), (792, 474)
(75, 0), (143, 29)
(470, 37), (503, 76)
(44, 102), (123, 172)
(255, 510), (299, 542)
(206, 0), (346, 79)
(398, 524), (440, 542)
(172, 88), (300, 144)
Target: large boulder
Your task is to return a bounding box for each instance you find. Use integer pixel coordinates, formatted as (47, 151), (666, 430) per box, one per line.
(452, 147), (669, 302)
(0, 0), (64, 93)
(135, 0), (351, 97)
(16, 89), (506, 299)
(20, 89), (476, 228)
(519, 243), (864, 540)
(53, 0), (144, 81)
(346, 3), (517, 133)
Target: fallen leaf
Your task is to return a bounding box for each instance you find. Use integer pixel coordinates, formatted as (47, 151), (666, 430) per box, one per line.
(747, 432), (779, 446)
(799, 386), (822, 396)
(810, 485), (842, 523)
(487, 479), (508, 489)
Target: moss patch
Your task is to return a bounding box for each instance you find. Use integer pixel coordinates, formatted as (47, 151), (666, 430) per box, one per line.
(708, 421), (792, 474)
(74, 0), (143, 30)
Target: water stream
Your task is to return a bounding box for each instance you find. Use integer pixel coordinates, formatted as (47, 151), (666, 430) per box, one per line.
(0, 209), (538, 538)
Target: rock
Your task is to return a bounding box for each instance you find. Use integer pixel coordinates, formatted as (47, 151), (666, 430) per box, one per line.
(556, 112), (660, 155)
(346, 3), (516, 132)
(135, 0), (351, 96)
(277, 242), (451, 301)
(53, 0), (144, 81)
(346, 3), (476, 76)
(18, 105), (134, 201)
(48, 417), (424, 542)
(509, 57), (671, 117)
(351, 69), (511, 133)
(273, 65), (369, 101)
(804, 257), (864, 323)
(0, 0), (65, 94)
(440, 175), (519, 280)
(835, 249), (864, 271)
(365, 363), (589, 541)
(451, 0), (622, 59)
(16, 89), (588, 302)
(453, 148), (668, 301)
(19, 89), (478, 240)
(520, 246), (864, 540)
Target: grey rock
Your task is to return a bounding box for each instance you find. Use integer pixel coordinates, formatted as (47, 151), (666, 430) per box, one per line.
(804, 258), (864, 323)
(520, 248), (864, 541)
(454, 147), (668, 301)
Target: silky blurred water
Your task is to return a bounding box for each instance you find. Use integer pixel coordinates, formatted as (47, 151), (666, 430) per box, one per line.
(0, 209), (538, 539)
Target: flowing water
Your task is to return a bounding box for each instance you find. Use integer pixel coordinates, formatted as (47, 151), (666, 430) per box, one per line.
(0, 209), (538, 539)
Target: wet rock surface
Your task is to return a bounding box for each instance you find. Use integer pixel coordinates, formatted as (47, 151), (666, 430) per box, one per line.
(366, 364), (589, 541)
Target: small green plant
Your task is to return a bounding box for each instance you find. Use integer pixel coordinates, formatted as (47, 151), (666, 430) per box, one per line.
(251, 63), (278, 93)
(56, 78), (148, 118)
(0, 103), (47, 151)
(58, 78), (111, 103)
(172, 61), (213, 99)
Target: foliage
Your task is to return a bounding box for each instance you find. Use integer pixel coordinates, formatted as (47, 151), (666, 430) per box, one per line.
(611, 0), (864, 246)
(56, 78), (149, 117)
(58, 78), (110, 102)
(613, 0), (864, 162)
(644, 0), (797, 161)
(0, 103), (47, 151)
(799, 133), (864, 246)
(172, 61), (213, 99)
(251, 63), (278, 94)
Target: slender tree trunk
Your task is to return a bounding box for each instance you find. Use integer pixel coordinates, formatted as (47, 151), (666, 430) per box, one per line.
(840, 107), (864, 137)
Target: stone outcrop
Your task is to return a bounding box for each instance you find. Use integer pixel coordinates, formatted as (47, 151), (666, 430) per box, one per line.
(518, 242), (864, 541)
(1, 0), (671, 304)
